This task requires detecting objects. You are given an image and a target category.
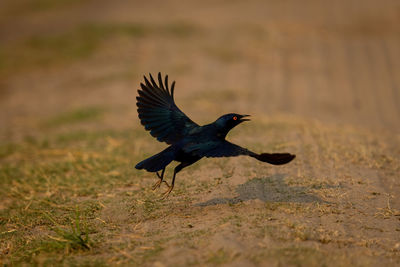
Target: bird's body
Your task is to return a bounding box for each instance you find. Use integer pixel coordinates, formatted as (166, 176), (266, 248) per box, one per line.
(135, 73), (295, 197)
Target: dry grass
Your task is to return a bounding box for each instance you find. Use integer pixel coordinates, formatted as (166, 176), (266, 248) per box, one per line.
(1, 113), (399, 265)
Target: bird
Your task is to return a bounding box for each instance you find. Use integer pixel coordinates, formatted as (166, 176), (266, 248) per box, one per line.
(135, 73), (295, 198)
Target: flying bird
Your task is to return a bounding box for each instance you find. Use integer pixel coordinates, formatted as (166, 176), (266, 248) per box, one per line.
(135, 73), (295, 198)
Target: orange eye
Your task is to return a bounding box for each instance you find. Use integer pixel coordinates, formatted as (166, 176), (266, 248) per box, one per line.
(233, 116), (237, 120)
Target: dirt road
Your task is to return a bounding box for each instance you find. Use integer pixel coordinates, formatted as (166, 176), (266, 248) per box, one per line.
(1, 0), (399, 266)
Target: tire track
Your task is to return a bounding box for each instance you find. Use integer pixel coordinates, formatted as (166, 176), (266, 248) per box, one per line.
(363, 40), (392, 130)
(278, 46), (293, 114)
(366, 40), (400, 131)
(344, 40), (382, 129)
(381, 39), (400, 125)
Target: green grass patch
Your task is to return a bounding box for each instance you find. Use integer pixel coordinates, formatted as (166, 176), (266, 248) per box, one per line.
(251, 246), (327, 266)
(44, 106), (106, 128)
(0, 126), (145, 264)
(43, 208), (91, 250)
(4, 0), (91, 15)
(26, 0), (88, 12)
(206, 248), (237, 265)
(0, 21), (200, 77)
(19, 23), (147, 66)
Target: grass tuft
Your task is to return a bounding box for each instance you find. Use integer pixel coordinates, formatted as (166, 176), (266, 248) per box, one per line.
(43, 207), (91, 251)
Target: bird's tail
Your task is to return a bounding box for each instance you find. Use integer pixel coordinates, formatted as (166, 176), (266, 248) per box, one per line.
(135, 146), (176, 172)
(251, 153), (295, 165)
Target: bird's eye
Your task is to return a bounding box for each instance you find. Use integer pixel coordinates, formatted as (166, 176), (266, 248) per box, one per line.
(233, 116), (237, 121)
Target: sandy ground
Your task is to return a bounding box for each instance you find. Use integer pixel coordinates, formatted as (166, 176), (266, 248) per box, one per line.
(0, 0), (400, 266)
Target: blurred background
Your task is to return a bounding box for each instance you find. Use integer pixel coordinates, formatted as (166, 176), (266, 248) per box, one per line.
(0, 0), (400, 142)
(1, 1), (400, 265)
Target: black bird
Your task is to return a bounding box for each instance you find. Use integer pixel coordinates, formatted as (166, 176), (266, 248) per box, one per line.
(135, 73), (295, 198)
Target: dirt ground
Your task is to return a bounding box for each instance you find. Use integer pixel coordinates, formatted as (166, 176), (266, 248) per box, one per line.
(1, 0), (400, 266)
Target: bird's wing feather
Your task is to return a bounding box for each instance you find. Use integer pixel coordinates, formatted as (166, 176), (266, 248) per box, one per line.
(183, 140), (253, 158)
(183, 140), (296, 165)
(137, 73), (199, 144)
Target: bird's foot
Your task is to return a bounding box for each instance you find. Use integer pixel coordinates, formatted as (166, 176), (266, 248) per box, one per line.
(152, 179), (162, 190)
(161, 185), (174, 199)
(152, 179), (170, 191)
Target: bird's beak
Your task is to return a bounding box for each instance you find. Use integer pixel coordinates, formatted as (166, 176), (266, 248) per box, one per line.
(239, 114), (251, 122)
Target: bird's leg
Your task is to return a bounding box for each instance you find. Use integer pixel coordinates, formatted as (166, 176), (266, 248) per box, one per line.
(161, 171), (176, 199)
(152, 168), (166, 190)
(161, 163), (185, 199)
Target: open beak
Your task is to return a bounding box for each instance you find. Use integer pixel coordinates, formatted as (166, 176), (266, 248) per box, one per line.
(239, 114), (251, 122)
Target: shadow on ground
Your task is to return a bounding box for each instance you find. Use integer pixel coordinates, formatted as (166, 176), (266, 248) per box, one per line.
(195, 174), (329, 206)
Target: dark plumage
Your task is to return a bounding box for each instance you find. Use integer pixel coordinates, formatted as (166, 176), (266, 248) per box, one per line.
(135, 73), (295, 198)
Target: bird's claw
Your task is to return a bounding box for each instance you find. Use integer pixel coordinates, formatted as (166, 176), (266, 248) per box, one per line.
(161, 185), (174, 199)
(152, 179), (162, 190)
(152, 179), (170, 191)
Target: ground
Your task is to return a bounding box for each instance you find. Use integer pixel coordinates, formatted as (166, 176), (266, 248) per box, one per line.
(0, 0), (400, 266)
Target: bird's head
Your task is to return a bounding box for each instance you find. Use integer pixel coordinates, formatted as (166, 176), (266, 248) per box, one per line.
(214, 113), (250, 136)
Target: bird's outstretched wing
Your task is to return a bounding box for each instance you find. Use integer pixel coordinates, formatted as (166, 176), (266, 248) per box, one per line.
(184, 141), (295, 165)
(137, 73), (199, 144)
